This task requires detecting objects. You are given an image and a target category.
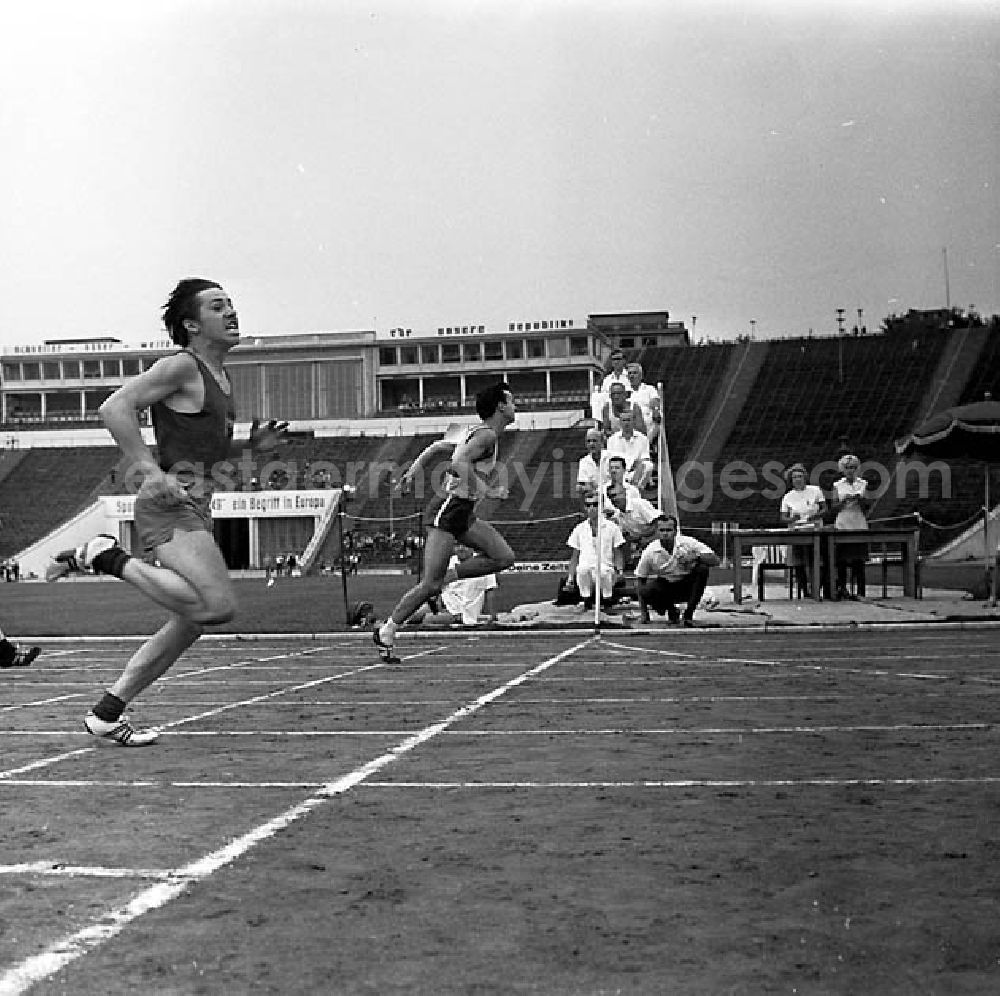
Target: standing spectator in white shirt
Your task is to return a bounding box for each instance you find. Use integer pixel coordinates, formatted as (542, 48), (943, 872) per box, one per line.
(600, 348), (631, 395)
(625, 362), (661, 435)
(636, 515), (720, 626)
(565, 495), (626, 611)
(576, 427), (612, 498)
(832, 453), (871, 600)
(779, 462), (827, 598)
(607, 409), (654, 488)
(589, 348), (630, 425)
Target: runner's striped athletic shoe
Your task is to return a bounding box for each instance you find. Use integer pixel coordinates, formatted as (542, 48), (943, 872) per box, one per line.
(0, 644), (41, 668)
(84, 712), (160, 747)
(372, 624), (401, 665)
(45, 534), (121, 581)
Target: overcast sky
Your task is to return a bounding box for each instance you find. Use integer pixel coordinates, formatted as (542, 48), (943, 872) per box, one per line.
(1, 0), (997, 347)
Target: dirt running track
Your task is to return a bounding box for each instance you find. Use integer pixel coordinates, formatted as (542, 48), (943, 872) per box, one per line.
(1, 629), (999, 994)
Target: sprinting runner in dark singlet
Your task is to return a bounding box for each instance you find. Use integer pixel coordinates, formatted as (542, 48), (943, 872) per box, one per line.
(374, 382), (517, 663)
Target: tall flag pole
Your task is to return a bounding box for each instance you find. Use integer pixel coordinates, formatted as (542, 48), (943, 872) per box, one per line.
(594, 468), (605, 634)
(656, 382), (679, 524)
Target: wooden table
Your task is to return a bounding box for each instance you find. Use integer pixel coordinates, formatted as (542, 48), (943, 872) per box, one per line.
(731, 527), (920, 604)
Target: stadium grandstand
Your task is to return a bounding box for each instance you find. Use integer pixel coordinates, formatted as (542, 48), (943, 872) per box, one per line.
(1, 307), (998, 579)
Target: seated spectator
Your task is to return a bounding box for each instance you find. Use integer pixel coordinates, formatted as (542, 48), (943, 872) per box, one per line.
(779, 462), (827, 598)
(606, 410), (654, 488)
(576, 427), (612, 497)
(410, 546), (498, 625)
(625, 362), (661, 434)
(564, 494), (626, 611)
(636, 515), (720, 627)
(832, 453), (871, 600)
(600, 382), (648, 437)
(604, 456), (660, 567)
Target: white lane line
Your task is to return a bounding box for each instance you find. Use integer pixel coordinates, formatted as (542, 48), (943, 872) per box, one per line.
(159, 644), (335, 681)
(0, 637), (594, 996)
(1, 694), (86, 713)
(362, 777), (1000, 788)
(0, 750), (95, 779)
(0, 781), (320, 788)
(151, 647), (444, 732)
(599, 638), (965, 681)
(4, 774), (1000, 791)
(1, 722), (994, 744)
(0, 648), (446, 779)
(0, 863), (175, 880)
(599, 638), (782, 666)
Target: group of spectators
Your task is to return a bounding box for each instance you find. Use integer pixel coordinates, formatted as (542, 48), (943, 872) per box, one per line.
(264, 551), (302, 583)
(567, 359), (720, 625)
(2, 559), (20, 582)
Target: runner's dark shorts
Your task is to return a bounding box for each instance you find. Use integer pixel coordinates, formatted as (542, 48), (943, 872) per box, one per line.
(424, 493), (477, 539)
(134, 489), (214, 558)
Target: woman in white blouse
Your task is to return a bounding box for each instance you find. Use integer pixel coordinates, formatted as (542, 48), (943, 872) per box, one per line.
(832, 453), (871, 599)
(779, 463), (826, 598)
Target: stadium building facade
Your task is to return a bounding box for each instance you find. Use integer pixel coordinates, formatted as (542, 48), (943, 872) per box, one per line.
(0, 312), (690, 574)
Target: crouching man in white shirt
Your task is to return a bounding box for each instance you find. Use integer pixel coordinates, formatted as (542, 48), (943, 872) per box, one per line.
(636, 515), (720, 627)
(564, 496), (626, 611)
(410, 546), (498, 626)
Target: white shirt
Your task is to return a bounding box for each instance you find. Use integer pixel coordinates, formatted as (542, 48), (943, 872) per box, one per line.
(440, 556), (497, 625)
(607, 430), (651, 470)
(606, 485), (659, 534)
(601, 400), (646, 435)
(600, 370), (631, 394)
(567, 519), (625, 571)
(576, 451), (612, 491)
(627, 382), (660, 429)
(780, 484), (825, 527)
(636, 534), (715, 582)
(833, 477), (868, 530)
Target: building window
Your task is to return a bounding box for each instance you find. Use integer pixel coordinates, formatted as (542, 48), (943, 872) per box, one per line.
(619, 337), (635, 349)
(2, 363), (21, 381)
(463, 342), (481, 362)
(62, 360), (79, 378)
(641, 336), (659, 347)
(421, 344), (439, 364)
(22, 362), (40, 380)
(400, 346), (418, 365)
(43, 362), (61, 380)
(569, 336), (589, 356)
(505, 340), (523, 360)
(102, 359), (121, 378)
(83, 360), (101, 379)
(123, 358), (141, 376)
(378, 346), (397, 366)
(442, 343), (461, 363)
(484, 340), (503, 361)
(527, 339), (546, 359)
(548, 338), (567, 358)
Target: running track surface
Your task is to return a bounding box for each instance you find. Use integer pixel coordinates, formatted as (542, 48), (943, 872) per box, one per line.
(2, 628), (999, 994)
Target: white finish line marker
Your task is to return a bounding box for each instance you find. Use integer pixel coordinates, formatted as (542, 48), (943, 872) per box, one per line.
(0, 637), (594, 996)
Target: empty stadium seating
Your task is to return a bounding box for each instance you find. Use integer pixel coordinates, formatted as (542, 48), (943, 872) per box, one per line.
(4, 328), (998, 565)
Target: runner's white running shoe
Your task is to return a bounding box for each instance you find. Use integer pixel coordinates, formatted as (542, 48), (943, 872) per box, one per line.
(45, 534), (121, 580)
(84, 712), (159, 747)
